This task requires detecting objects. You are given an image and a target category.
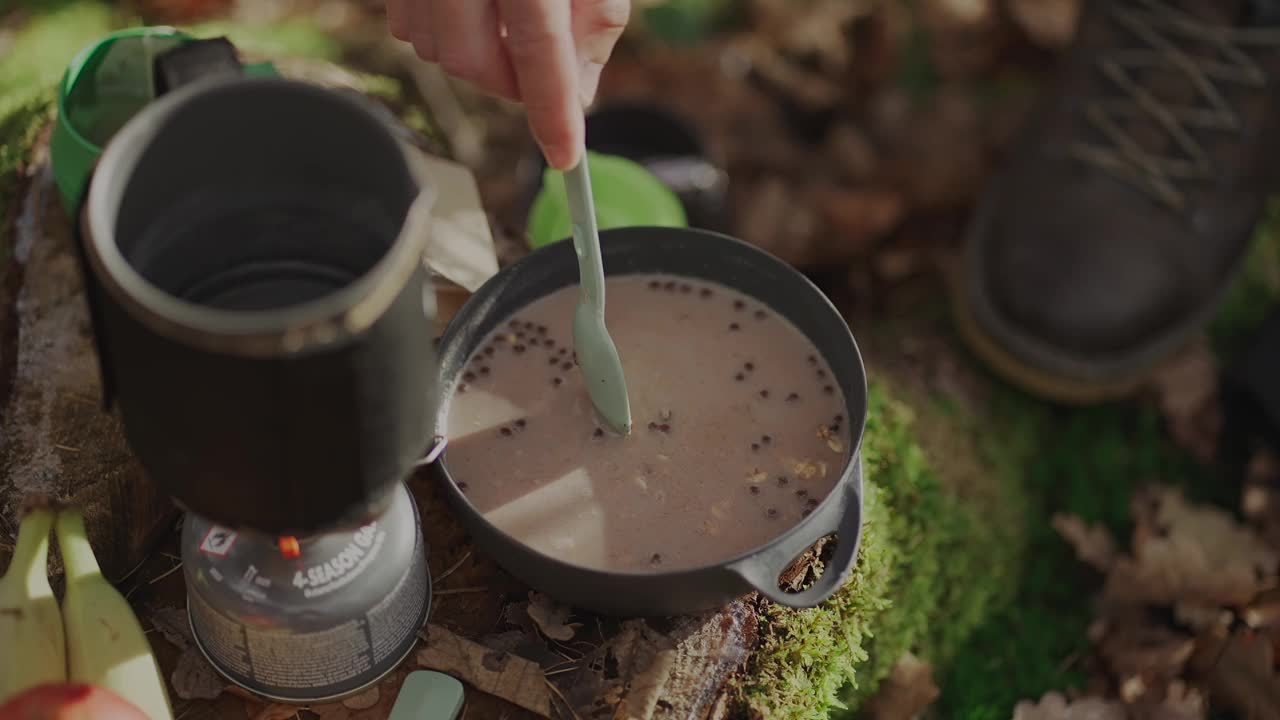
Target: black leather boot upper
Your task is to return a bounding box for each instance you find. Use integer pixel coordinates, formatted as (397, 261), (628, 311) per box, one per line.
(966, 0), (1280, 380)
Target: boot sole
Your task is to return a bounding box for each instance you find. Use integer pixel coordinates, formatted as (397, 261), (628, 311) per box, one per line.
(943, 253), (1159, 405)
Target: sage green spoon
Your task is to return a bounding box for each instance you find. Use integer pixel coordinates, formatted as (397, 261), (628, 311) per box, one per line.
(565, 153), (632, 436)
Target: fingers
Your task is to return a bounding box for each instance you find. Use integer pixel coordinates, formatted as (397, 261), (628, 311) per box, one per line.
(435, 0), (519, 101)
(571, 0), (629, 105)
(498, 0), (583, 170)
(387, 0), (410, 40)
(407, 0), (437, 63)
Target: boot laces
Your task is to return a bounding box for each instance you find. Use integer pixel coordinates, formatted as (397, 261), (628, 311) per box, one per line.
(1071, 0), (1280, 211)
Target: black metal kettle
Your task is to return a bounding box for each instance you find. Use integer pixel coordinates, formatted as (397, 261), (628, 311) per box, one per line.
(74, 39), (439, 535)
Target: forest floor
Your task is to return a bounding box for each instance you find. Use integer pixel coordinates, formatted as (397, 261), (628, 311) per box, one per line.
(4, 0), (1280, 718)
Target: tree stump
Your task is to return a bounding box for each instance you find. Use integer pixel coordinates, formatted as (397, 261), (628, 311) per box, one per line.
(0, 135), (175, 582)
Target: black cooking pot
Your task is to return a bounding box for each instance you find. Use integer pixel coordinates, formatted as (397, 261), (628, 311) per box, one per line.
(431, 227), (866, 616)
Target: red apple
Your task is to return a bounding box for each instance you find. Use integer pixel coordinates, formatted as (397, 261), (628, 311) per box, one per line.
(0, 684), (148, 720)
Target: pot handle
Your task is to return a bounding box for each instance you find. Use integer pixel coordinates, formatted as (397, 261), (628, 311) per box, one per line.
(729, 475), (863, 608)
(152, 37), (244, 94)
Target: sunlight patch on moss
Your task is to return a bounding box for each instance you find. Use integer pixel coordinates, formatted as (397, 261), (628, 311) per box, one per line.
(0, 2), (115, 98)
(1212, 201), (1280, 358)
(738, 381), (1025, 719)
(186, 18), (341, 61)
(1, 3), (115, 223)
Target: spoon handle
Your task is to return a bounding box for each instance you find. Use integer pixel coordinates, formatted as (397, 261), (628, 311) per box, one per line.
(565, 155), (606, 314)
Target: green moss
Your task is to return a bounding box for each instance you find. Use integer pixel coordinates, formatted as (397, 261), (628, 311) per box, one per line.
(938, 200), (1280, 718)
(738, 380), (1026, 719)
(1211, 202), (1280, 357)
(742, 480), (894, 719)
(186, 18), (342, 61)
(637, 0), (746, 44)
(0, 87), (56, 220)
(0, 2), (115, 227)
(0, 2), (116, 98)
(938, 388), (1226, 718)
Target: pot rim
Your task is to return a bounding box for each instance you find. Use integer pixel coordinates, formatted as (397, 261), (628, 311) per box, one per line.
(83, 75), (436, 357)
(432, 225), (867, 581)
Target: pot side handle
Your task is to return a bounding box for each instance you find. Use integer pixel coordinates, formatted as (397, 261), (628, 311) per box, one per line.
(729, 479), (863, 609)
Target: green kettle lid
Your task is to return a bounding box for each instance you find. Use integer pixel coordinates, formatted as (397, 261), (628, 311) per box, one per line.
(527, 151), (687, 249)
(51, 27), (279, 218)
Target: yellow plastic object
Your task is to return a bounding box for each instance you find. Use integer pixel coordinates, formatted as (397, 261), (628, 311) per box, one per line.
(0, 508), (65, 702)
(56, 509), (173, 720)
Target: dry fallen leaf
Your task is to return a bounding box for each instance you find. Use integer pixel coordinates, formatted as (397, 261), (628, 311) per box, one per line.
(1127, 680), (1206, 720)
(818, 187), (906, 259)
(1244, 450), (1280, 548)
(310, 704), (351, 720)
(777, 0), (866, 75)
(1249, 449), (1280, 486)
(919, 0), (1006, 79)
(827, 124), (880, 182)
(554, 619), (678, 720)
(737, 36), (844, 112)
(1192, 630), (1280, 720)
(1172, 603), (1233, 632)
(170, 646), (226, 701)
(149, 605), (194, 650)
(418, 623), (551, 717)
(1097, 624), (1195, 682)
(527, 591), (576, 642)
(1104, 487), (1278, 608)
(737, 176), (825, 269)
(1244, 590), (1280, 629)
(1007, 0), (1082, 49)
(1148, 340), (1221, 464)
(251, 703), (302, 720)
(1244, 483), (1279, 522)
(862, 652), (941, 720)
(1052, 514), (1115, 571)
(310, 675), (402, 720)
(873, 249), (926, 283)
(341, 687), (380, 711)
(873, 88), (988, 211)
(1011, 692), (1126, 720)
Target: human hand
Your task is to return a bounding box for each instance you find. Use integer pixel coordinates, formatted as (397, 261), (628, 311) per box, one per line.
(387, 0), (630, 170)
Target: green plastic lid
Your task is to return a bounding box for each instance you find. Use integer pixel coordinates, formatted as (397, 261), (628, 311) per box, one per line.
(527, 151), (687, 249)
(50, 27), (279, 218)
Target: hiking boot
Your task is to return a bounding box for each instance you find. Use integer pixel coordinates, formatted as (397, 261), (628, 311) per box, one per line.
(953, 0), (1280, 404)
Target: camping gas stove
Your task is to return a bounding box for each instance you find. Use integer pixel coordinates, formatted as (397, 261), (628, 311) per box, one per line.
(182, 481), (430, 703)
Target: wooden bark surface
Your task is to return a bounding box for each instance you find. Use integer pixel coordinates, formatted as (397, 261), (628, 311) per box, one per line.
(0, 136), (175, 582)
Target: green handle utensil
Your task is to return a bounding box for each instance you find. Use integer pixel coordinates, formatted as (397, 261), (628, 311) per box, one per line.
(565, 153), (632, 436)
(389, 671), (465, 720)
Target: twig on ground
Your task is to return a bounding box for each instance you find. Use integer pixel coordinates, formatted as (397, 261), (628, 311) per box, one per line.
(435, 586), (488, 596)
(115, 554), (151, 584)
(437, 551), (472, 584)
(149, 561), (183, 585)
(545, 679), (582, 720)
